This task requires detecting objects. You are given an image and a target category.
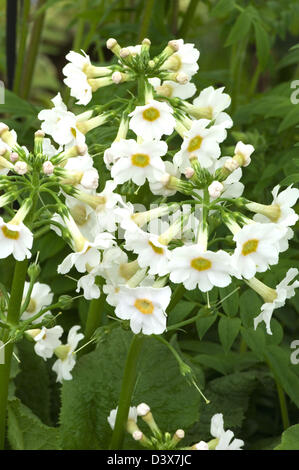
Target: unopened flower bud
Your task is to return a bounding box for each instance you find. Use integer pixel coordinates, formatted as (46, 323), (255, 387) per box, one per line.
(175, 429), (185, 439)
(35, 130), (45, 138)
(168, 40), (179, 51)
(142, 38), (151, 46)
(120, 48), (130, 58)
(0, 123), (9, 136)
(137, 403), (150, 417)
(176, 71), (189, 84)
(58, 295), (73, 310)
(133, 430), (143, 441)
(224, 157), (239, 172)
(77, 144), (88, 156)
(112, 71), (123, 84)
(43, 161), (54, 175)
(14, 161), (28, 175)
(28, 262), (41, 279)
(208, 181), (224, 199)
(184, 167), (195, 179)
(106, 38), (117, 50)
(193, 441), (209, 450)
(80, 169), (99, 190)
(10, 152), (19, 163)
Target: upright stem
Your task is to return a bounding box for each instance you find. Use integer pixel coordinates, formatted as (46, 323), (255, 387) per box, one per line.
(73, 0), (89, 51)
(13, 0), (31, 95)
(20, 0), (46, 99)
(109, 334), (145, 449)
(0, 259), (28, 449)
(138, 0), (155, 42)
(178, 0), (198, 38)
(276, 380), (290, 430)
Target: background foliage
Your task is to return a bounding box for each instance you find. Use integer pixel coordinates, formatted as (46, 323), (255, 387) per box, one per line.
(0, 0), (299, 450)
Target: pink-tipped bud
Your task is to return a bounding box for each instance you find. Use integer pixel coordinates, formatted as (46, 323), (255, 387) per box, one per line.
(0, 123), (9, 135)
(120, 48), (130, 58)
(208, 181), (224, 199)
(224, 157), (239, 172)
(168, 40), (179, 51)
(176, 72), (189, 84)
(112, 71), (123, 84)
(10, 152), (19, 163)
(106, 38), (117, 49)
(184, 167), (195, 179)
(43, 161), (54, 175)
(35, 130), (45, 138)
(137, 403), (150, 417)
(132, 430), (143, 441)
(14, 161), (28, 175)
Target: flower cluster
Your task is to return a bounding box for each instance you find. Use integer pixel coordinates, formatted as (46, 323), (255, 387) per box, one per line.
(0, 36), (298, 389)
(107, 403), (244, 450)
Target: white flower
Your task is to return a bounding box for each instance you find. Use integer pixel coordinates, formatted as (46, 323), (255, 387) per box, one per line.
(254, 268), (299, 334)
(174, 119), (226, 171)
(210, 413), (244, 450)
(76, 271), (101, 300)
(21, 282), (54, 322)
(114, 286), (171, 335)
(38, 93), (85, 147)
(57, 233), (115, 274)
(52, 325), (84, 382)
(231, 223), (287, 279)
(149, 161), (181, 196)
(111, 139), (167, 186)
(63, 51), (92, 105)
(32, 326), (63, 360)
(169, 245), (232, 291)
(0, 218), (33, 261)
(124, 229), (170, 276)
(65, 196), (100, 241)
(163, 39), (200, 78)
(93, 180), (123, 233)
(129, 100), (175, 140)
(234, 141), (254, 167)
(149, 77), (196, 99)
(107, 406), (138, 430)
(192, 86), (232, 128)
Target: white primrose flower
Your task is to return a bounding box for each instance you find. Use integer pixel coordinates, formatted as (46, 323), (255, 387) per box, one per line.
(210, 413), (244, 450)
(163, 39), (200, 78)
(21, 282), (54, 322)
(253, 269), (299, 335)
(129, 100), (176, 140)
(234, 141), (254, 167)
(149, 161), (181, 196)
(0, 218), (33, 261)
(104, 139), (130, 169)
(94, 180), (123, 233)
(38, 93), (86, 147)
(65, 196), (100, 241)
(174, 119), (227, 171)
(57, 233), (115, 274)
(231, 223), (287, 280)
(169, 245), (232, 291)
(124, 229), (170, 276)
(52, 325), (84, 382)
(111, 139), (167, 186)
(114, 286), (171, 335)
(76, 270), (101, 300)
(107, 406), (138, 430)
(31, 326), (63, 360)
(63, 51), (93, 105)
(149, 77), (196, 99)
(192, 86), (232, 128)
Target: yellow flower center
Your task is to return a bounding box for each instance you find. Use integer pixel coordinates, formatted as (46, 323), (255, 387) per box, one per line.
(142, 107), (160, 122)
(2, 226), (20, 240)
(148, 241), (164, 255)
(188, 135), (203, 152)
(242, 239), (259, 256)
(131, 153), (150, 167)
(190, 257), (212, 271)
(71, 127), (77, 137)
(26, 298), (37, 314)
(134, 298), (154, 315)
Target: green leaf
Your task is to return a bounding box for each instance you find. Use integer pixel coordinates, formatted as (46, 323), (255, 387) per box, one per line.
(275, 424), (299, 450)
(225, 9), (253, 46)
(278, 106), (299, 132)
(59, 329), (202, 449)
(1, 90), (39, 117)
(218, 317), (241, 352)
(280, 173), (299, 186)
(196, 313), (217, 340)
(7, 398), (60, 450)
(265, 345), (299, 408)
(241, 326), (265, 360)
(254, 21), (270, 69)
(240, 290), (262, 328)
(211, 0), (236, 18)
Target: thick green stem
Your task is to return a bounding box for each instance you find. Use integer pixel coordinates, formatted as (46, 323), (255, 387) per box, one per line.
(178, 0), (198, 38)
(20, 0), (46, 99)
(0, 259), (28, 449)
(276, 380), (290, 430)
(109, 334), (145, 449)
(13, 0), (31, 95)
(138, 0), (155, 42)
